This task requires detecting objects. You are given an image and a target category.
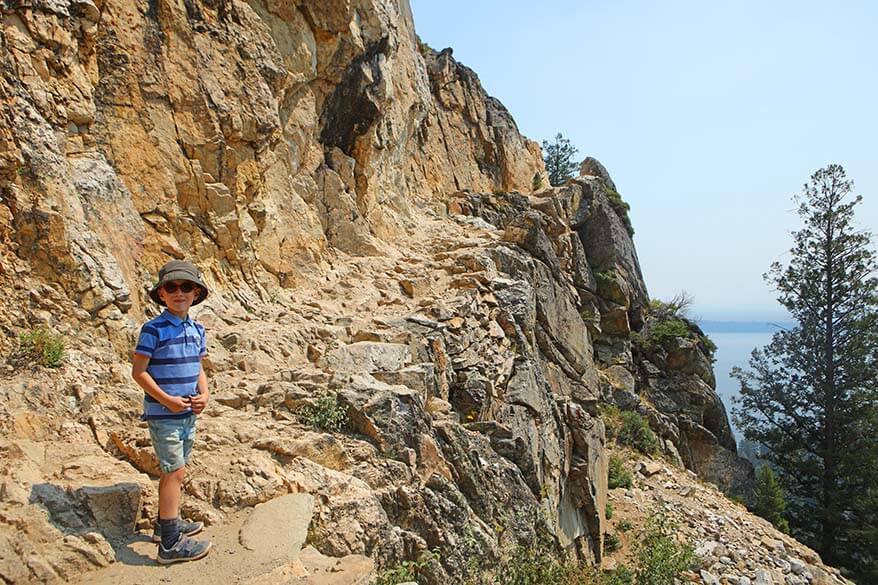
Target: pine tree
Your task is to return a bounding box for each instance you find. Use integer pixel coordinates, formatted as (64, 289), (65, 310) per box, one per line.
(733, 164), (878, 579)
(541, 133), (578, 186)
(751, 465), (789, 533)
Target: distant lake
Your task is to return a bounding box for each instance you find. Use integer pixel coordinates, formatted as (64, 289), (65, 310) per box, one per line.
(700, 326), (780, 440)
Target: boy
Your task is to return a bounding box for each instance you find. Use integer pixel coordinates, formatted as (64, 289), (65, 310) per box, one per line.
(132, 260), (212, 564)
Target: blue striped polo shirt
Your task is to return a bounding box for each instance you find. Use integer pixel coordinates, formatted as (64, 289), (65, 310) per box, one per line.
(134, 310), (207, 420)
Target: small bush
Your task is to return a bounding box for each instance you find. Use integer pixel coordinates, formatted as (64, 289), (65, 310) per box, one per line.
(498, 541), (570, 585)
(648, 292), (693, 320)
(699, 334), (717, 362)
(462, 517), (693, 585)
(604, 564), (634, 585)
(608, 455), (632, 489)
(629, 330), (648, 350)
(605, 502), (614, 520)
(17, 328), (65, 368)
(648, 319), (689, 347)
(375, 549), (437, 585)
(617, 411), (659, 455)
(604, 532), (621, 553)
(600, 404), (622, 439)
(532, 172), (545, 191)
(634, 516), (696, 585)
(618, 519), (633, 532)
(296, 394), (347, 432)
(594, 270), (616, 287)
(603, 186), (635, 237)
(467, 542), (623, 585)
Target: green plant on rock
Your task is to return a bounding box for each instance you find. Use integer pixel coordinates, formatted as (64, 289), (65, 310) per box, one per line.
(633, 515), (696, 585)
(605, 502), (614, 520)
(608, 454), (632, 489)
(629, 330), (648, 351)
(618, 519), (633, 532)
(594, 270), (616, 287)
(532, 172), (545, 191)
(648, 292), (693, 320)
(375, 549), (438, 585)
(699, 333), (718, 363)
(602, 182), (635, 237)
(604, 532), (621, 553)
(17, 327), (65, 368)
(617, 411), (659, 455)
(296, 393), (347, 432)
(648, 318), (690, 347)
(604, 564), (634, 585)
(600, 404), (623, 442)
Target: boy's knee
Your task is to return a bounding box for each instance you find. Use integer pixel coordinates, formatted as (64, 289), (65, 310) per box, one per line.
(164, 465), (186, 482)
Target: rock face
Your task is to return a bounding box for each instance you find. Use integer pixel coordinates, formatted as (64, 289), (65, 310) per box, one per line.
(0, 0), (544, 331)
(0, 1), (833, 584)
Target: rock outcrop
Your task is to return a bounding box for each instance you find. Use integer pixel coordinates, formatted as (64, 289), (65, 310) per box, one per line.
(0, 0), (544, 334)
(0, 1), (846, 584)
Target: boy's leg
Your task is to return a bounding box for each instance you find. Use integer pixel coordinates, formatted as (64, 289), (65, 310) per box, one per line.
(158, 466), (186, 548)
(158, 465), (186, 520)
(148, 417), (210, 562)
(150, 416), (203, 542)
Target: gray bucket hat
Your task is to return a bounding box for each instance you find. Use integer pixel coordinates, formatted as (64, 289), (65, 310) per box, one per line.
(149, 260), (209, 306)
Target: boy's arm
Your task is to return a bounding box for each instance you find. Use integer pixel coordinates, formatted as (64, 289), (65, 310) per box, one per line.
(131, 353), (190, 413)
(189, 364), (210, 414)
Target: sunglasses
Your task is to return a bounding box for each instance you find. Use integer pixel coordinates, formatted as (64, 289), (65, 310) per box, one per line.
(162, 282), (198, 294)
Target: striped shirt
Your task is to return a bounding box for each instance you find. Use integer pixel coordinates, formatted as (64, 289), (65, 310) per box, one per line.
(134, 310), (207, 420)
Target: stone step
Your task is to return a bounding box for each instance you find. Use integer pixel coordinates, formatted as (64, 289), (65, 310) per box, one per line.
(69, 493), (372, 585)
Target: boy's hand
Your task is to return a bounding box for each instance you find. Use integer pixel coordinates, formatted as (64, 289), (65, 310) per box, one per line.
(164, 395), (191, 413)
(189, 392), (209, 414)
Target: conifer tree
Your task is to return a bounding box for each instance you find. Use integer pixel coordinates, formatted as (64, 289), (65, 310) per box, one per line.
(541, 133), (578, 186)
(751, 465), (789, 533)
(733, 164), (878, 579)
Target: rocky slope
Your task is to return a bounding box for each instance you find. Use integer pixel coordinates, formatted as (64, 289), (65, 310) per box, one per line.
(605, 455), (850, 585)
(0, 0), (850, 584)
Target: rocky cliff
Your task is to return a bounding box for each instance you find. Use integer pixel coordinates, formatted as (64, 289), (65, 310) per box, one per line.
(0, 1), (850, 584)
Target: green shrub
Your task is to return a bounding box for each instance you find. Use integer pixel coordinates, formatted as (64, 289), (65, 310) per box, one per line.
(608, 455), (632, 489)
(617, 519), (633, 532)
(629, 330), (648, 350)
(600, 181), (635, 237)
(17, 328), (65, 368)
(648, 293), (693, 320)
(648, 319), (689, 347)
(728, 493), (746, 506)
(532, 172), (545, 191)
(375, 549), (437, 585)
(617, 411), (659, 455)
(497, 541), (571, 585)
(605, 502), (614, 520)
(466, 543), (622, 585)
(604, 532), (621, 553)
(699, 334), (718, 362)
(296, 394), (347, 432)
(633, 516), (696, 585)
(594, 270), (615, 287)
(604, 564), (634, 585)
(462, 517), (693, 585)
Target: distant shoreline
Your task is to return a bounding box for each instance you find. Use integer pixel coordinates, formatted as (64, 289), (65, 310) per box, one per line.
(698, 320), (794, 334)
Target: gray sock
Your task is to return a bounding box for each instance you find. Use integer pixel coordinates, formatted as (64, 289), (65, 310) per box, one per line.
(160, 517), (180, 549)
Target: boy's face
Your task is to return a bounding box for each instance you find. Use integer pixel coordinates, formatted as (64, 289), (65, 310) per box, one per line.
(157, 279), (201, 315)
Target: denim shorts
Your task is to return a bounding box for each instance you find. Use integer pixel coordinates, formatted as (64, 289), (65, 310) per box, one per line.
(147, 415), (196, 474)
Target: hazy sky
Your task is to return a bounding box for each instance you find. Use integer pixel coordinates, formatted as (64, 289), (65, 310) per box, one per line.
(410, 0), (878, 321)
